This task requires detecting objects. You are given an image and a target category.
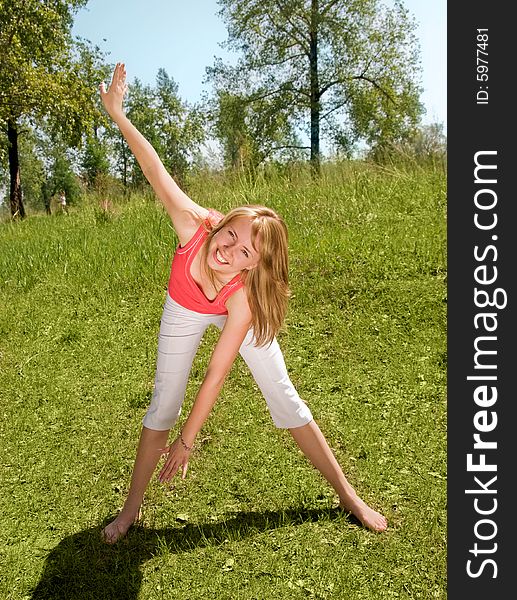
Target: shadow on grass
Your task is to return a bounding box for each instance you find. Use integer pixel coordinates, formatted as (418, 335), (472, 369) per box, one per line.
(31, 506), (355, 599)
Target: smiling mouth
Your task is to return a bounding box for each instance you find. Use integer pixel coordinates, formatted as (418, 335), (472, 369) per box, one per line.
(215, 249), (229, 265)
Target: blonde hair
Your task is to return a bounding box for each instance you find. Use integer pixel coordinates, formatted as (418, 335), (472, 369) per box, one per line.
(202, 205), (290, 347)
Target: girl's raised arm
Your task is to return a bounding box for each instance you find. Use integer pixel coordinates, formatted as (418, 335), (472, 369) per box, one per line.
(99, 63), (208, 245)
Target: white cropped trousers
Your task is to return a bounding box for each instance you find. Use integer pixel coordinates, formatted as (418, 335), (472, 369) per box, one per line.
(142, 294), (313, 431)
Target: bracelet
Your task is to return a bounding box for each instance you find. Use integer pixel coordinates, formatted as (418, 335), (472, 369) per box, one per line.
(179, 433), (193, 452)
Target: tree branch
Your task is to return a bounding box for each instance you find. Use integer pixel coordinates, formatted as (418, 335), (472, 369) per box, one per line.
(265, 4), (311, 55)
(262, 143), (310, 161)
(319, 70), (397, 105)
(352, 74), (397, 104)
(241, 82), (308, 105)
(271, 144), (310, 150)
(321, 100), (348, 120)
(251, 50), (306, 70)
(290, 85), (311, 98)
(320, 0), (342, 18)
(273, 0), (312, 48)
(319, 78), (345, 96)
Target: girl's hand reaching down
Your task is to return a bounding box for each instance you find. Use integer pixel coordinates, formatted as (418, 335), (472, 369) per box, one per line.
(158, 436), (192, 483)
(99, 62), (128, 120)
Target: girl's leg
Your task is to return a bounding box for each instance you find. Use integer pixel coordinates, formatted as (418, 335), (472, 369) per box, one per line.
(235, 332), (387, 532)
(102, 426), (169, 543)
(289, 420), (387, 532)
(102, 296), (212, 543)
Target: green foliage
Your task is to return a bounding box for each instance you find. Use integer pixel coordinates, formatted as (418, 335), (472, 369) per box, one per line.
(107, 70), (205, 189)
(210, 88), (305, 170)
(45, 148), (82, 206)
(399, 122), (447, 159)
(0, 123), (82, 212)
(35, 128), (83, 211)
(16, 127), (46, 208)
(369, 122), (447, 168)
(0, 161), (446, 598)
(81, 134), (111, 187)
(208, 0), (424, 168)
(153, 69), (205, 185)
(0, 0), (95, 134)
(0, 0), (108, 216)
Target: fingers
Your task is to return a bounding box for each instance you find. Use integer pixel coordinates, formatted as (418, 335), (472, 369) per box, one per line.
(158, 454), (189, 483)
(156, 438), (191, 483)
(100, 62), (126, 94)
(113, 61), (123, 80)
(113, 62), (126, 84)
(159, 458), (178, 483)
(158, 452), (177, 482)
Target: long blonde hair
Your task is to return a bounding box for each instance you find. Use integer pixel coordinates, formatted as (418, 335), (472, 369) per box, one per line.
(202, 205), (290, 347)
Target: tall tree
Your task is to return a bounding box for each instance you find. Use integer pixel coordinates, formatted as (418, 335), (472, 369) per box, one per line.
(39, 133), (82, 214)
(154, 69), (205, 187)
(209, 89), (304, 170)
(209, 0), (423, 172)
(0, 122), (83, 214)
(0, 0), (101, 218)
(124, 79), (159, 187)
(111, 71), (205, 188)
(15, 127), (46, 210)
(76, 39), (113, 188)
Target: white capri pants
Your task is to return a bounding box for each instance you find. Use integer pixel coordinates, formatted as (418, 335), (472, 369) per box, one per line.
(143, 294), (313, 430)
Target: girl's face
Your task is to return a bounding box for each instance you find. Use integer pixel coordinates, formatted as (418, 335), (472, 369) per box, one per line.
(207, 217), (260, 276)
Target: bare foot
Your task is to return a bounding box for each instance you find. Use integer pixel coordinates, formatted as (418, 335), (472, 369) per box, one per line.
(101, 512), (139, 544)
(340, 496), (388, 532)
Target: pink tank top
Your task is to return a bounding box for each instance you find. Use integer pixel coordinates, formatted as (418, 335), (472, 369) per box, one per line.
(168, 210), (244, 314)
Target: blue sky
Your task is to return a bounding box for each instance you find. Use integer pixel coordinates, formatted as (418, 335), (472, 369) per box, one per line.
(73, 0), (446, 129)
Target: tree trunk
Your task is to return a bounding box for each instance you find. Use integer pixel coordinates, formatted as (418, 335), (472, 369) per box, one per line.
(121, 134), (128, 188)
(309, 0), (321, 176)
(7, 119), (26, 219)
(41, 180), (53, 215)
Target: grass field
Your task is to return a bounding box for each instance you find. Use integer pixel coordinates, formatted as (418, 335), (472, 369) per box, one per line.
(0, 161), (447, 599)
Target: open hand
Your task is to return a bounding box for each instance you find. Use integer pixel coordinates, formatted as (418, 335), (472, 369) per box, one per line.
(99, 62), (128, 120)
(158, 437), (191, 483)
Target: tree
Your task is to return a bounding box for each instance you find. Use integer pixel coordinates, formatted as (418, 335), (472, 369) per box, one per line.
(0, 122), (82, 214)
(110, 71), (205, 189)
(208, 0), (423, 173)
(17, 128), (46, 210)
(154, 69), (205, 187)
(120, 78), (163, 187)
(209, 89), (304, 170)
(405, 122), (447, 159)
(81, 133), (111, 188)
(0, 0), (103, 218)
(40, 135), (82, 214)
(373, 121), (447, 165)
(76, 40), (113, 188)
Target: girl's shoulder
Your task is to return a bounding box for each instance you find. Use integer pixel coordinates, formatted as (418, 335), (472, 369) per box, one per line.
(225, 286), (252, 321)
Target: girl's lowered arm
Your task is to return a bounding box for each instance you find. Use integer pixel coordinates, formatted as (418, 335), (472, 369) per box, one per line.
(158, 291), (252, 482)
(99, 63), (208, 244)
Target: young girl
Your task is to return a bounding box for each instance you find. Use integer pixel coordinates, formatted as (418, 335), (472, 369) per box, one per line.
(99, 63), (387, 543)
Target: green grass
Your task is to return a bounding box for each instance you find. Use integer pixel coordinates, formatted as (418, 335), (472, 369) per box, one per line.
(0, 161), (446, 599)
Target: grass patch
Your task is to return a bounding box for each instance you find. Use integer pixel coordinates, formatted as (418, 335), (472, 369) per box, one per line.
(0, 161), (446, 599)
